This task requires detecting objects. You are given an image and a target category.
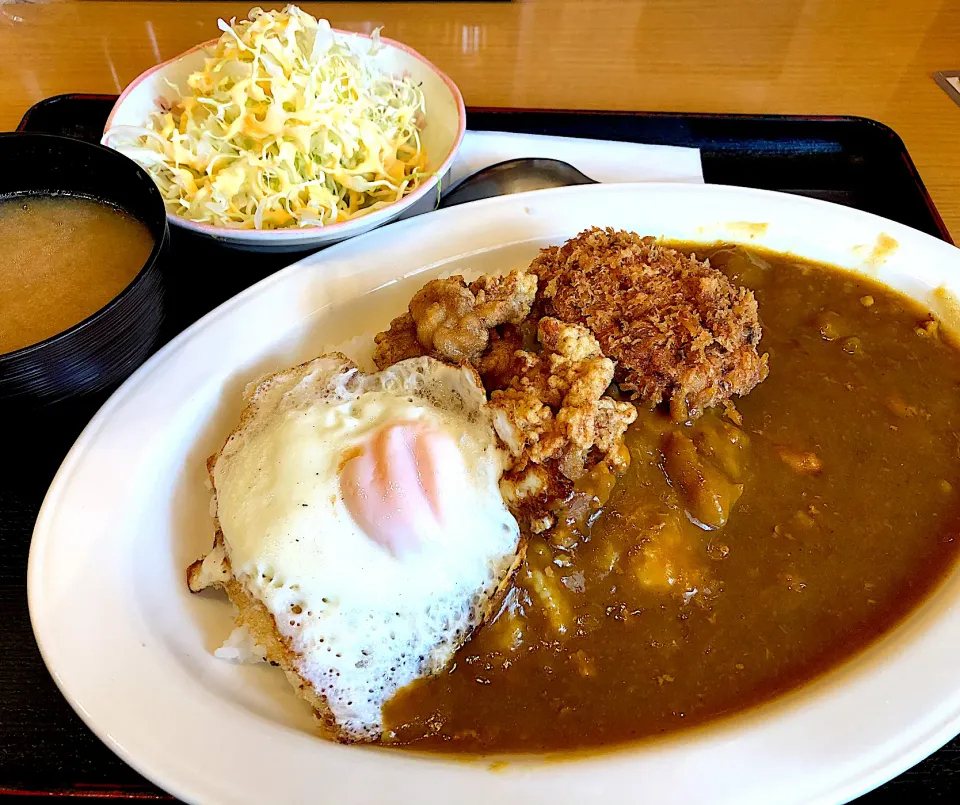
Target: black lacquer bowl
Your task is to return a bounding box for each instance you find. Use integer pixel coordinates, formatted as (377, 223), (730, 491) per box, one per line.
(0, 133), (168, 405)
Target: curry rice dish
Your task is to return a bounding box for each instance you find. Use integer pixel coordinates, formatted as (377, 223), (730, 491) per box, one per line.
(190, 227), (960, 752)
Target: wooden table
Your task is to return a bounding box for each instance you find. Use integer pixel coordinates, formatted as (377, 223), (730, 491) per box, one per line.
(2, 0), (959, 235)
(2, 2), (960, 802)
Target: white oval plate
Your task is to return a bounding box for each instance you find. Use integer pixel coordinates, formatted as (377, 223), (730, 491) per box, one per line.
(28, 184), (960, 805)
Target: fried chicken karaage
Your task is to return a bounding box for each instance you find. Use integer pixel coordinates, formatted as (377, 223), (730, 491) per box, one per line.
(373, 269), (537, 370)
(492, 317), (637, 533)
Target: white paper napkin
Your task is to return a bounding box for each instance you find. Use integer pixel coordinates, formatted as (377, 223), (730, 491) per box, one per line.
(449, 130), (704, 186)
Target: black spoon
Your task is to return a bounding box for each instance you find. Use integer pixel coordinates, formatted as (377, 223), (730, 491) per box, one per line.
(438, 157), (597, 209)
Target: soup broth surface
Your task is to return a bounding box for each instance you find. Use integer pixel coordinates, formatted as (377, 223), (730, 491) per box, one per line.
(0, 194), (153, 354)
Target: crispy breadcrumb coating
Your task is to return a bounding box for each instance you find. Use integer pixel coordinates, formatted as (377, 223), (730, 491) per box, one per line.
(531, 228), (768, 420)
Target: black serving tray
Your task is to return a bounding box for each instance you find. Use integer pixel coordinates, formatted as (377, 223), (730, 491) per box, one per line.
(18, 94), (954, 244)
(2, 94), (957, 803)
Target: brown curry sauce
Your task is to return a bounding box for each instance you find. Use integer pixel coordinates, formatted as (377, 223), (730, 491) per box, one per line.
(383, 244), (960, 752)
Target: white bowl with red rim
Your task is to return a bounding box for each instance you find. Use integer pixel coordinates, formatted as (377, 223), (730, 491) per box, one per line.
(102, 32), (466, 252)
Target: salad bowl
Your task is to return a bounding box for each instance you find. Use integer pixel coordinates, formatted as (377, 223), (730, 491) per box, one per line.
(103, 21), (465, 253)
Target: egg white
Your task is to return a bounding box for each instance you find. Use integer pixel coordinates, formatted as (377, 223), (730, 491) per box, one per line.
(212, 355), (521, 738)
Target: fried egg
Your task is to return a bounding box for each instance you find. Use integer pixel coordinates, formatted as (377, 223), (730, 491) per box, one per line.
(189, 354), (522, 741)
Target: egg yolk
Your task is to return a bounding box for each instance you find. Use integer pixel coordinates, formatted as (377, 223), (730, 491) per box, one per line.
(339, 422), (468, 556)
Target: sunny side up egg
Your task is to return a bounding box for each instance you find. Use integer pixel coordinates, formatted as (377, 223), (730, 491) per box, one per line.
(208, 354), (522, 740)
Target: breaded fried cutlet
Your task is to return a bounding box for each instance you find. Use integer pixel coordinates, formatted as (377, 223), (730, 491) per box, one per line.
(531, 228), (769, 420)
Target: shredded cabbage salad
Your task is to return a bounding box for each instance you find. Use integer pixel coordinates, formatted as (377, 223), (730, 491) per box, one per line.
(104, 6), (429, 230)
